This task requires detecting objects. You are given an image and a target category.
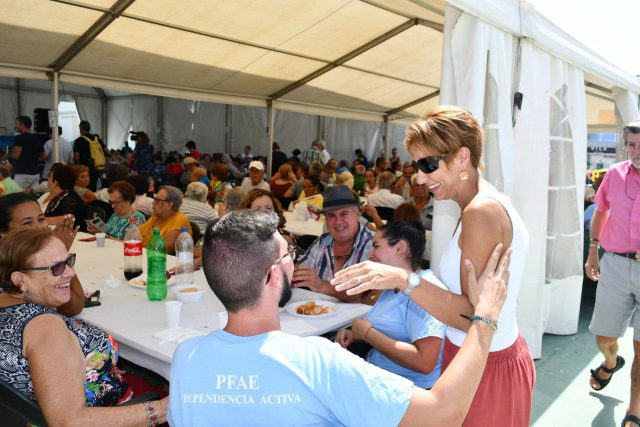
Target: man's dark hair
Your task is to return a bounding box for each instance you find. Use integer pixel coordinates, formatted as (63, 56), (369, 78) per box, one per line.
(381, 220), (426, 270)
(126, 174), (149, 196)
(79, 120), (91, 133)
(202, 210), (279, 312)
(185, 140), (196, 150)
(16, 116), (31, 129)
(47, 126), (63, 136)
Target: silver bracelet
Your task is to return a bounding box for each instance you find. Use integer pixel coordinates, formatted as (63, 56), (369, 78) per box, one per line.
(460, 314), (498, 331)
(144, 401), (159, 427)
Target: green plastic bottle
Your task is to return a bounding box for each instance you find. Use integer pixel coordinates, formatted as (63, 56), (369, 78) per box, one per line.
(146, 228), (167, 301)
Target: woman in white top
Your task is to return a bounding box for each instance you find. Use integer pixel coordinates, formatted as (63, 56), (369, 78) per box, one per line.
(332, 106), (535, 427)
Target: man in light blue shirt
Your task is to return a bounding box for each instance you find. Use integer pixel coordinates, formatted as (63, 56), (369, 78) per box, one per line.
(168, 210), (512, 426)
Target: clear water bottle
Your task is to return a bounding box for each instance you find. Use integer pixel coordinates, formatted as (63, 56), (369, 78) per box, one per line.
(175, 227), (194, 285)
(147, 228), (167, 301)
(123, 218), (143, 280)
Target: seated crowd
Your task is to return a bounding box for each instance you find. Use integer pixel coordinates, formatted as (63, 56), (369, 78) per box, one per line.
(0, 112), (523, 426)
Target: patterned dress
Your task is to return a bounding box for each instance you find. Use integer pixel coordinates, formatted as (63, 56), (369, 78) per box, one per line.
(105, 211), (146, 240)
(0, 303), (131, 406)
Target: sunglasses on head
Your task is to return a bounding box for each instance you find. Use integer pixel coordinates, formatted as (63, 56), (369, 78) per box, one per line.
(26, 253), (76, 276)
(412, 155), (448, 174)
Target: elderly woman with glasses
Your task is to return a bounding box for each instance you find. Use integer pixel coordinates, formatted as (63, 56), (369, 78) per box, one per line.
(0, 228), (168, 425)
(87, 181), (146, 240)
(139, 185), (191, 255)
(332, 106), (535, 427)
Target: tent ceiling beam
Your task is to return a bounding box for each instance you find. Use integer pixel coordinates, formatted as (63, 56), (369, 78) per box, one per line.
(362, 0), (444, 28)
(49, 0), (137, 72)
(270, 18), (423, 100)
(585, 81), (613, 95)
(0, 82), (101, 100)
(386, 89), (440, 116)
(94, 87), (107, 99)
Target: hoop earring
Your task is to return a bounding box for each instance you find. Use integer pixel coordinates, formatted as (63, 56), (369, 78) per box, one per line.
(459, 170), (469, 181)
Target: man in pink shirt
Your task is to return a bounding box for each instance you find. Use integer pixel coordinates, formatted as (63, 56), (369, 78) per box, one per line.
(587, 121), (640, 427)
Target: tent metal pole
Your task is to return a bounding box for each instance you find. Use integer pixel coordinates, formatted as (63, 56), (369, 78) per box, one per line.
(16, 78), (21, 116)
(317, 116), (325, 141)
(102, 97), (108, 146)
(51, 72), (60, 163)
(266, 100), (275, 178)
(158, 96), (164, 152)
(225, 105), (232, 155)
(383, 115), (390, 159)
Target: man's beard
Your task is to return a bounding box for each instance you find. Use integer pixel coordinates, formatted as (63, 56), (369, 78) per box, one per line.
(278, 274), (293, 308)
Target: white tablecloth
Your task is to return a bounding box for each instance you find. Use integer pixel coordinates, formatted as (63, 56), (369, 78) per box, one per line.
(283, 211), (324, 237)
(72, 234), (369, 380)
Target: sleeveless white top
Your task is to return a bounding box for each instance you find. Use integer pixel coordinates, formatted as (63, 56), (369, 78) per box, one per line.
(439, 193), (529, 351)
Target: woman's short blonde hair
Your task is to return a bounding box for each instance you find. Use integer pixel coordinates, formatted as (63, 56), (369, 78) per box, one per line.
(404, 106), (484, 169)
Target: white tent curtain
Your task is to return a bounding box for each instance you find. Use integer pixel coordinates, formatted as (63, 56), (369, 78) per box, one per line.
(106, 97), (133, 149)
(74, 96), (103, 139)
(162, 98), (226, 154)
(612, 87), (640, 161)
(512, 41), (550, 360)
(436, 6), (515, 272)
(273, 110), (319, 158)
(0, 87), (17, 134)
(230, 106), (267, 159)
(132, 96), (160, 150)
(323, 118), (390, 166)
(21, 90), (52, 126)
(106, 96), (159, 150)
(542, 59), (587, 341)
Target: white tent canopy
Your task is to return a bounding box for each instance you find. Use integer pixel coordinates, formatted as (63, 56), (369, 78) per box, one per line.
(1, 0), (639, 358)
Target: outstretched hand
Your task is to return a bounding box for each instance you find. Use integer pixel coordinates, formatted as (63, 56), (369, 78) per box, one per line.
(331, 260), (407, 295)
(53, 214), (79, 250)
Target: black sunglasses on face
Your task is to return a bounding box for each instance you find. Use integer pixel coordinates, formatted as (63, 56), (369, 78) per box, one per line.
(26, 253), (76, 276)
(412, 155), (448, 174)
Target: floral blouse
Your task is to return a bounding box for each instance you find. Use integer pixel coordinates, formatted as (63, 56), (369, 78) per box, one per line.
(105, 210), (146, 240)
(0, 303), (130, 406)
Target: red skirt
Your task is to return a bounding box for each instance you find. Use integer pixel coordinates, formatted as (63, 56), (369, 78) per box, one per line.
(442, 335), (536, 427)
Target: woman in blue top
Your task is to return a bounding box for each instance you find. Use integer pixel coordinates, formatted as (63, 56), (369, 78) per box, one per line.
(335, 220), (446, 388)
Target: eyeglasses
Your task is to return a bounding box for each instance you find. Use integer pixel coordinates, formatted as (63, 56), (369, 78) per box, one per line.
(265, 245), (298, 283)
(275, 244), (298, 264)
(109, 199), (124, 207)
(412, 155), (448, 174)
(26, 253), (76, 276)
(153, 197), (169, 204)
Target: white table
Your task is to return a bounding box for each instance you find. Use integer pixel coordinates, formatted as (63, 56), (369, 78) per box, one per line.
(283, 211), (324, 237)
(72, 234), (370, 380)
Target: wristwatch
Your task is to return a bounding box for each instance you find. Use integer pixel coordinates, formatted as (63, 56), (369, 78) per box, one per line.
(403, 273), (421, 296)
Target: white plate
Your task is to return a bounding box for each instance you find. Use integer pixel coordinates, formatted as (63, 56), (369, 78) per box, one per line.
(285, 300), (338, 318)
(128, 274), (174, 289)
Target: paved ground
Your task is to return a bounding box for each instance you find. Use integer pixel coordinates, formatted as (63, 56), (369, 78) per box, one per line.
(532, 282), (635, 427)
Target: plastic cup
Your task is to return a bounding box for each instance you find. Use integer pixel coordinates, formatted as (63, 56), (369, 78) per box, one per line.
(95, 233), (106, 247)
(165, 301), (183, 327)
